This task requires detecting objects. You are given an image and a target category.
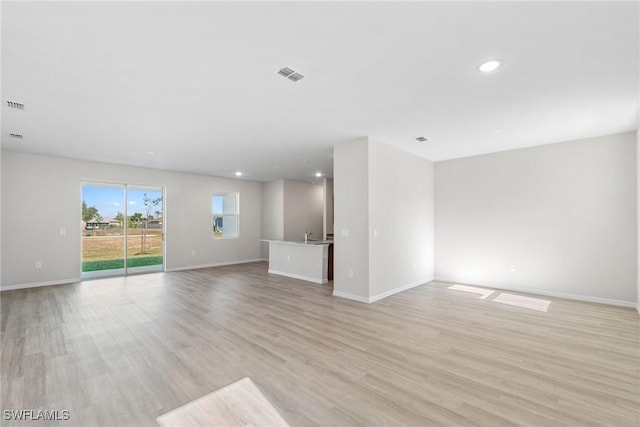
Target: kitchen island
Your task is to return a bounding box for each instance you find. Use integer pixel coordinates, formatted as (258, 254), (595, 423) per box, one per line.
(263, 240), (333, 284)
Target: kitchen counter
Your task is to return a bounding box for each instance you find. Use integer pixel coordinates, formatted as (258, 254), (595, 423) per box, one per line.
(262, 240), (333, 284)
(264, 239), (333, 246)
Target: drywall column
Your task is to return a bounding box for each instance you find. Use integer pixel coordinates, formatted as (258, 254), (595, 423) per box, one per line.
(333, 138), (370, 301)
(368, 140), (434, 298)
(333, 137), (435, 302)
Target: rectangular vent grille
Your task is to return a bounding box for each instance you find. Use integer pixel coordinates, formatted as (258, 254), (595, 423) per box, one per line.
(416, 136), (428, 142)
(277, 67), (295, 77)
(9, 133), (23, 139)
(288, 72), (304, 82)
(277, 66), (304, 82)
(6, 100), (25, 110)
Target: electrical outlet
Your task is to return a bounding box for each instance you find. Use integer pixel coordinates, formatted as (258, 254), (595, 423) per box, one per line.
(35, 261), (42, 269)
(59, 228), (66, 236)
(191, 250), (196, 256)
(287, 255), (291, 262)
(341, 229), (350, 237)
(412, 262), (416, 270)
(509, 264), (516, 273)
(348, 268), (354, 278)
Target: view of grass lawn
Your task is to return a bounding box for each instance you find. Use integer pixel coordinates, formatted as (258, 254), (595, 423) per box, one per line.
(82, 256), (164, 272)
(82, 230), (163, 272)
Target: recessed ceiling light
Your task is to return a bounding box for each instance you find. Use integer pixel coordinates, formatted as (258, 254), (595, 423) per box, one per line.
(416, 136), (428, 142)
(235, 171), (243, 177)
(479, 60), (501, 72)
(492, 129), (503, 134)
(315, 172), (322, 177)
(146, 151), (155, 155)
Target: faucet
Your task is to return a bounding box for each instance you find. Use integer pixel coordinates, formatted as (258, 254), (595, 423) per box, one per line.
(304, 231), (312, 243)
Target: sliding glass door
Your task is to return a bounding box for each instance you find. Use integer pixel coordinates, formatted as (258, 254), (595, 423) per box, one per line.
(126, 186), (164, 275)
(82, 183), (126, 277)
(81, 182), (164, 279)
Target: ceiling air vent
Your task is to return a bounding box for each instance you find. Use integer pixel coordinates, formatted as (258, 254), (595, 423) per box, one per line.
(277, 67), (304, 82)
(9, 133), (23, 139)
(6, 100), (25, 110)
(287, 72), (304, 82)
(278, 67), (295, 78)
(416, 136), (428, 142)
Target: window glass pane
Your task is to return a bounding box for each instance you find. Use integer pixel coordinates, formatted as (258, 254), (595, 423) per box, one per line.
(212, 195), (224, 214)
(212, 192), (238, 239)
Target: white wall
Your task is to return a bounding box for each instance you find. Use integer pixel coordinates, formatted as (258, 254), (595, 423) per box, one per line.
(637, 129), (640, 313)
(1, 151), (263, 289)
(261, 179), (284, 259)
(435, 132), (637, 306)
(282, 180), (323, 241)
(260, 179), (324, 258)
(333, 137), (435, 302)
(0, 150), (2, 283)
(333, 138), (370, 301)
(369, 139), (434, 297)
(322, 178), (334, 239)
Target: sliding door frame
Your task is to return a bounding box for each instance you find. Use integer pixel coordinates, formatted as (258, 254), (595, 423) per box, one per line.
(81, 180), (166, 279)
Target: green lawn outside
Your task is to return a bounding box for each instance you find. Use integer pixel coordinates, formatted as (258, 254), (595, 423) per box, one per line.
(82, 256), (163, 272)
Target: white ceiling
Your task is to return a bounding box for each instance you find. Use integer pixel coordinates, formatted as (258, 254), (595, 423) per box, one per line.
(2, 1), (638, 182)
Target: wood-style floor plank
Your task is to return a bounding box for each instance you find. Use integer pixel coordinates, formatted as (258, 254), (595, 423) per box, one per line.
(1, 262), (638, 426)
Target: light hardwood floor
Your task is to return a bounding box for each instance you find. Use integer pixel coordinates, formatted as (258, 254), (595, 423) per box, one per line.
(1, 262), (638, 426)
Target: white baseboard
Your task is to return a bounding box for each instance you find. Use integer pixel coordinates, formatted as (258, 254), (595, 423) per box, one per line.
(268, 269), (326, 284)
(333, 277), (433, 304)
(369, 277), (433, 303)
(166, 259), (266, 272)
(434, 276), (636, 308)
(1, 278), (80, 292)
(332, 290), (370, 303)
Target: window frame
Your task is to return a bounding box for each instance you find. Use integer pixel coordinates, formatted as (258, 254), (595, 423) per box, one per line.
(212, 192), (239, 239)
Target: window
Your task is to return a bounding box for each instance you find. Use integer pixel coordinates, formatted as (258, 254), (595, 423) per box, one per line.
(212, 192), (239, 239)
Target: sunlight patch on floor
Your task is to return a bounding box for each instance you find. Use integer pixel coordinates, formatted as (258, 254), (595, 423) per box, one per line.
(448, 284), (495, 299)
(492, 292), (551, 312)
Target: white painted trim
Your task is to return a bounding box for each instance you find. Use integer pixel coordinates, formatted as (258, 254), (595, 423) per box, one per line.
(332, 290), (371, 303)
(1, 278), (80, 291)
(268, 269), (326, 284)
(434, 276), (636, 308)
(82, 268), (125, 280)
(166, 259), (266, 272)
(333, 277), (433, 304)
(369, 277), (434, 303)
